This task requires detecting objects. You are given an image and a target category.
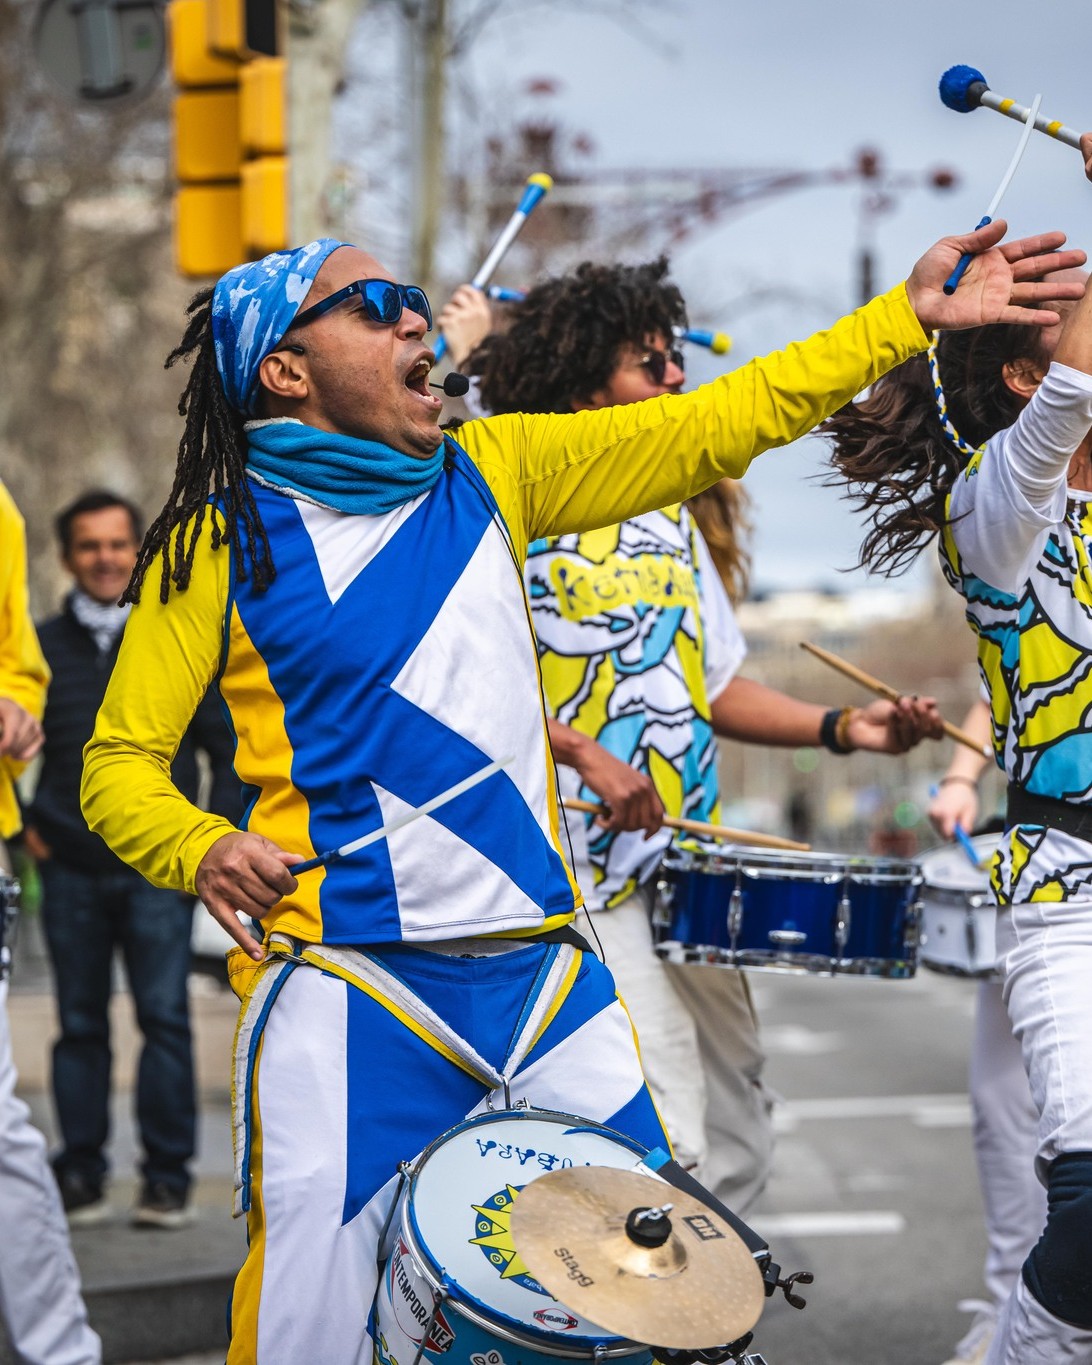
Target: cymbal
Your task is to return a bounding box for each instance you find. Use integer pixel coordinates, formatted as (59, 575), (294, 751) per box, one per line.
(509, 1166), (765, 1349)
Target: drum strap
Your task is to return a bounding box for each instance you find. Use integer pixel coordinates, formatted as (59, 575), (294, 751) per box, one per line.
(230, 935), (583, 1215)
(1007, 784), (1092, 843)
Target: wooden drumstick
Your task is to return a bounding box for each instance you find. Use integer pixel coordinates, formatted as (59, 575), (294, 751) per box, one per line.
(562, 797), (811, 852)
(800, 641), (992, 759)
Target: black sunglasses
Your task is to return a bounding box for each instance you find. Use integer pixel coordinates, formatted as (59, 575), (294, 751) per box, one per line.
(289, 278), (433, 332)
(637, 346), (685, 385)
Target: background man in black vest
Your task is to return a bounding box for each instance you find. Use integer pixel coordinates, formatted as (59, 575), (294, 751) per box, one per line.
(25, 490), (238, 1229)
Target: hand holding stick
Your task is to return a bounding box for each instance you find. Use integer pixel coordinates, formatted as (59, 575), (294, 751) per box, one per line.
(562, 797), (810, 852)
(800, 642), (991, 758)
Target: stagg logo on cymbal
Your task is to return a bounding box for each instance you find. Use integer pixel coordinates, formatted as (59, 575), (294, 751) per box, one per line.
(554, 1247), (594, 1286)
(681, 1213), (726, 1242)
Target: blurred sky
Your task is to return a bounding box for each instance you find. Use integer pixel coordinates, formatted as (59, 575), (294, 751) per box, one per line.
(443, 0), (1092, 596)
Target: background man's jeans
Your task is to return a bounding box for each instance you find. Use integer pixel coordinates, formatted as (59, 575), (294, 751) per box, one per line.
(40, 861), (195, 1193)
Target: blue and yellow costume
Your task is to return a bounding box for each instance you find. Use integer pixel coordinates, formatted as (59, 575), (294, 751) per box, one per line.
(81, 249), (926, 1363)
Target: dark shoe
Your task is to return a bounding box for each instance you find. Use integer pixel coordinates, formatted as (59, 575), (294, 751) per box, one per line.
(55, 1168), (111, 1226)
(132, 1180), (195, 1229)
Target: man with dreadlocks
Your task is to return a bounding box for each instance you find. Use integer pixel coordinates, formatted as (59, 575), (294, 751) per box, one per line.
(79, 229), (1082, 1362)
(440, 260), (943, 1216)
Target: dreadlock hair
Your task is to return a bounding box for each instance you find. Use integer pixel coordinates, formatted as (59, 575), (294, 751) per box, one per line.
(821, 321), (1050, 577)
(469, 257), (688, 414)
(686, 479), (752, 605)
(123, 287), (275, 605)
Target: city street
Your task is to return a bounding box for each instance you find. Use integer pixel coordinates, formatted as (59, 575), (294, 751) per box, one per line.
(746, 967), (989, 1365)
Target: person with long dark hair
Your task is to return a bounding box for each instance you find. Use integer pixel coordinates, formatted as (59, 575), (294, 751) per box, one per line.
(79, 227), (1080, 1362)
(824, 150), (1092, 1358)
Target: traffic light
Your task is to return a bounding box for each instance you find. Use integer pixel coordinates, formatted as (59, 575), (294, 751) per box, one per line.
(169, 0), (288, 278)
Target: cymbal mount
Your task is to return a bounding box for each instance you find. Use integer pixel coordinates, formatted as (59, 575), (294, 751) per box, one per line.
(625, 1203), (675, 1247)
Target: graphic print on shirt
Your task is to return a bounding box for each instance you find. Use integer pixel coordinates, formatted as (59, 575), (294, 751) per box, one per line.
(527, 506), (720, 908)
(943, 451), (1092, 903)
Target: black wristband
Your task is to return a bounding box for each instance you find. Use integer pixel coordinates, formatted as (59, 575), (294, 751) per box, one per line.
(819, 707), (852, 755)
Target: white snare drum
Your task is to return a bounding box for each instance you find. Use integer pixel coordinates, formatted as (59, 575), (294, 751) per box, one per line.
(918, 835), (999, 978)
(374, 1109), (657, 1365)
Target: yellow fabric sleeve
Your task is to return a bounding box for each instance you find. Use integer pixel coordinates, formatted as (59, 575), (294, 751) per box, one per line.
(81, 518), (237, 892)
(458, 284), (927, 557)
(0, 484), (50, 838)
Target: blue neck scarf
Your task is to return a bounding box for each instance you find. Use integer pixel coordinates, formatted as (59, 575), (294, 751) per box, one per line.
(246, 420), (446, 516)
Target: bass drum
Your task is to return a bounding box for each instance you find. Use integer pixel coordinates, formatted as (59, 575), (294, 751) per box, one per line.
(918, 834), (999, 978)
(374, 1108), (656, 1365)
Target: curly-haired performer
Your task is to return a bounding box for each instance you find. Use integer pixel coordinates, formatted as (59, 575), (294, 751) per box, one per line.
(823, 148), (1092, 1362)
(442, 258), (943, 1215)
(80, 226), (1080, 1363)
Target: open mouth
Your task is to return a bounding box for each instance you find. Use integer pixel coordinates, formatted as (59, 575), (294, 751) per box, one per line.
(404, 357), (433, 397)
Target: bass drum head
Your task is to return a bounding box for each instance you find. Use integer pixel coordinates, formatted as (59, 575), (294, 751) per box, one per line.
(383, 1109), (654, 1364)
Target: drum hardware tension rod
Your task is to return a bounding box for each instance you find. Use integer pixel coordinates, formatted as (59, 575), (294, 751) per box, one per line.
(799, 642), (992, 759)
(562, 798), (811, 852)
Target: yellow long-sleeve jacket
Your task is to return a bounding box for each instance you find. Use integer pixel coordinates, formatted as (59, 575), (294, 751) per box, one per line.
(81, 286), (926, 945)
(0, 482), (50, 839)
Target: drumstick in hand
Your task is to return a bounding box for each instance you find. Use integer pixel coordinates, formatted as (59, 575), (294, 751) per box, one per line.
(562, 798), (810, 852)
(800, 641), (991, 758)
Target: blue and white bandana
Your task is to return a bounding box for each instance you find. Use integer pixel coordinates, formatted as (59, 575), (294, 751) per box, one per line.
(211, 238), (349, 416)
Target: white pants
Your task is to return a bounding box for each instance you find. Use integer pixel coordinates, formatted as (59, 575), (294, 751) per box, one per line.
(0, 979), (101, 1365)
(971, 978), (1046, 1309)
(985, 898), (1092, 1364)
(579, 892), (774, 1213)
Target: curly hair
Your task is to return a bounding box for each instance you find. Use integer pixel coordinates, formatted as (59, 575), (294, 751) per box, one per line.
(821, 322), (1049, 577)
(124, 288), (275, 604)
(469, 257), (688, 414)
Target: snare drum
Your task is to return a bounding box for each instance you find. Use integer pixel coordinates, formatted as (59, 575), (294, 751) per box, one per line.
(918, 835), (999, 978)
(653, 846), (922, 978)
(374, 1109), (656, 1365)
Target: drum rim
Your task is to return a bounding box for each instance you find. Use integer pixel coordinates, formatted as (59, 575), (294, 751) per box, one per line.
(918, 835), (997, 892)
(403, 1107), (651, 1357)
(663, 846), (922, 880)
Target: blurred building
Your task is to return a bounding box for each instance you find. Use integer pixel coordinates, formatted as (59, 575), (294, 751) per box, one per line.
(720, 573), (1002, 856)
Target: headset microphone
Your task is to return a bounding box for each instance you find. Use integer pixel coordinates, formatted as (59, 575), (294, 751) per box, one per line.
(429, 372), (471, 397)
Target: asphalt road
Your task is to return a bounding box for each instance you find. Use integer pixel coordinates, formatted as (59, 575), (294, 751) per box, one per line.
(740, 965), (991, 1365)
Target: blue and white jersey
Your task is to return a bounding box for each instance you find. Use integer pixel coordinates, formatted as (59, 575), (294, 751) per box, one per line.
(221, 453), (578, 944)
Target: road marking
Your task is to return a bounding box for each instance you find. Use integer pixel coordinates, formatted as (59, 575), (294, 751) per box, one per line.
(774, 1093), (971, 1132)
(753, 1211), (906, 1237)
(762, 1025), (844, 1055)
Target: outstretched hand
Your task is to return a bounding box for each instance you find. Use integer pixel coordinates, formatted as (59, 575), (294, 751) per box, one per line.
(905, 221), (1085, 332)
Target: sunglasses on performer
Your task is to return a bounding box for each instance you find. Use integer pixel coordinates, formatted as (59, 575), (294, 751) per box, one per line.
(636, 345), (685, 385)
(289, 278), (434, 332)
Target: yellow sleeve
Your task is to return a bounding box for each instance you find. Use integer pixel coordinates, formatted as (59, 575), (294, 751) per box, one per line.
(0, 484), (50, 837)
(81, 518), (236, 893)
(457, 284), (927, 554)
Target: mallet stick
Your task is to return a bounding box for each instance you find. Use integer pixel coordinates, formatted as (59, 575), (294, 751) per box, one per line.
(562, 797), (810, 852)
(433, 173), (553, 362)
(939, 66), (1083, 150)
(943, 91), (1042, 295)
(799, 641), (991, 759)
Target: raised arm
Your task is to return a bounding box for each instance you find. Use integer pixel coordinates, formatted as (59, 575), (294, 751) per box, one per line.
(464, 228), (1084, 550)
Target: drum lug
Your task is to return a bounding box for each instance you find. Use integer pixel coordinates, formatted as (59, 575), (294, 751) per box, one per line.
(834, 882), (852, 958)
(964, 906), (978, 966)
(727, 882), (744, 954)
(905, 898), (922, 954)
(652, 878), (674, 929)
(768, 930), (807, 947)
